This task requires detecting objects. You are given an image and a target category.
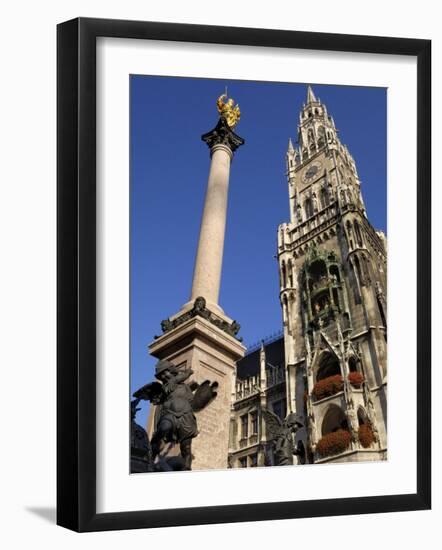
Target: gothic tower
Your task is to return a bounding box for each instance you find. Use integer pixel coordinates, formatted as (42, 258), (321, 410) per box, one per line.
(278, 86), (387, 463)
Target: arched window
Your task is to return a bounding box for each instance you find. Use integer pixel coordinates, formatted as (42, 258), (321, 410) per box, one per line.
(354, 255), (364, 286)
(317, 126), (325, 147)
(316, 353), (341, 382)
(282, 294), (290, 332)
(281, 260), (287, 288)
(346, 221), (354, 249)
(304, 198), (314, 219)
(348, 357), (358, 373)
(329, 265), (341, 283)
(357, 407), (369, 426)
(354, 220), (363, 247)
(362, 255), (371, 283)
(321, 405), (348, 435)
(288, 259), (294, 288)
(377, 295), (387, 333)
(340, 189), (346, 205)
(320, 187), (329, 209)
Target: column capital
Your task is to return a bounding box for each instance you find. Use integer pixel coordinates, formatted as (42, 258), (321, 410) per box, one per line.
(201, 116), (245, 155)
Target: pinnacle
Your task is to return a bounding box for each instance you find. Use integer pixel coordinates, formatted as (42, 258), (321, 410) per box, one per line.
(307, 85), (317, 103)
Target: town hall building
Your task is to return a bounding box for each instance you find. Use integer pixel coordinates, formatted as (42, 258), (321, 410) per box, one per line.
(228, 86), (387, 467)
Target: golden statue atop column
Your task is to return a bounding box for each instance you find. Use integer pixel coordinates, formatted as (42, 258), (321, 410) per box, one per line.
(216, 93), (241, 128)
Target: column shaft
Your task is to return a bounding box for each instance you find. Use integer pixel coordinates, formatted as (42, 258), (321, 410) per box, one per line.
(190, 144), (232, 308)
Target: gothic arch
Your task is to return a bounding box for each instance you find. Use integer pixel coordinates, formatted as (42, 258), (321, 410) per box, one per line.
(288, 259), (294, 287)
(316, 351), (341, 382)
(304, 197), (313, 219)
(281, 260), (287, 288)
(354, 220), (363, 247)
(348, 356), (358, 373)
(357, 407), (369, 426)
(317, 125), (325, 147)
(354, 254), (364, 286)
(346, 220), (354, 249)
(321, 405), (348, 436)
(320, 186), (329, 209)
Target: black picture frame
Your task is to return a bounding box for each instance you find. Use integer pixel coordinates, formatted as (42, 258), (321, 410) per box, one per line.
(57, 17), (431, 532)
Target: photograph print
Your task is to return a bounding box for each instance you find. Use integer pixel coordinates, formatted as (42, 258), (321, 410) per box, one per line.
(129, 76), (387, 474)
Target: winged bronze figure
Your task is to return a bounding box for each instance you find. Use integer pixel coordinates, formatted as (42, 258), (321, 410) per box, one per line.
(133, 359), (218, 470)
(262, 408), (305, 466)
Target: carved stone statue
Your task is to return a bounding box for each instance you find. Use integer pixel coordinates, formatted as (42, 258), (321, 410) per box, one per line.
(262, 409), (304, 466)
(133, 359), (218, 470)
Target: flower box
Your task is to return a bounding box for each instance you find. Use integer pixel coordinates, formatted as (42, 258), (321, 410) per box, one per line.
(312, 374), (343, 400)
(316, 429), (351, 457)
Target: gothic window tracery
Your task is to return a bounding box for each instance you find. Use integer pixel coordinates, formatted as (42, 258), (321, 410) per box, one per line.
(317, 126), (325, 148)
(304, 198), (314, 219)
(320, 187), (329, 209)
(354, 255), (364, 286)
(346, 221), (354, 249)
(316, 353), (341, 382)
(340, 189), (347, 205)
(288, 259), (294, 287)
(281, 260), (287, 288)
(348, 356), (358, 373)
(354, 220), (363, 247)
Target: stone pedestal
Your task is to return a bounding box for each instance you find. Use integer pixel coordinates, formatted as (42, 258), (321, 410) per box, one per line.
(148, 312), (246, 471)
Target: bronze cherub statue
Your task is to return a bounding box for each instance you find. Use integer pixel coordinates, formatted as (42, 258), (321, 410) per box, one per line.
(133, 359), (218, 470)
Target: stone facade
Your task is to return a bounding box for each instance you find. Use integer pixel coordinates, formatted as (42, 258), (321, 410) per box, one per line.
(228, 337), (288, 468)
(229, 86), (387, 467)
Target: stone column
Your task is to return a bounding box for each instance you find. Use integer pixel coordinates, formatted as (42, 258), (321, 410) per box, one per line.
(146, 114), (246, 471)
(186, 116), (244, 315)
(190, 144), (232, 311)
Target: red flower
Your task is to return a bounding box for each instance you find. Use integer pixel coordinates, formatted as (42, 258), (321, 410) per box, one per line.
(348, 371), (364, 387)
(312, 375), (343, 400)
(358, 424), (375, 448)
(317, 430), (351, 457)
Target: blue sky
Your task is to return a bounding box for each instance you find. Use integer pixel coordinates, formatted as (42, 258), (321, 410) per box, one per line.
(130, 76), (386, 427)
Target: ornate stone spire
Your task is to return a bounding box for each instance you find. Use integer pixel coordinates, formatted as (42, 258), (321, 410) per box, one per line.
(307, 85), (317, 104)
(287, 138), (295, 154)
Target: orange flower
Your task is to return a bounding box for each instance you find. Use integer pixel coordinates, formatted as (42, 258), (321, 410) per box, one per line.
(348, 371), (364, 387)
(312, 375), (343, 400)
(358, 424), (375, 448)
(317, 429), (351, 457)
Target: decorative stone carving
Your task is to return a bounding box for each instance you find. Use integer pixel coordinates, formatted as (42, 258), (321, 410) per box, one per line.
(158, 297), (242, 340)
(201, 116), (245, 153)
